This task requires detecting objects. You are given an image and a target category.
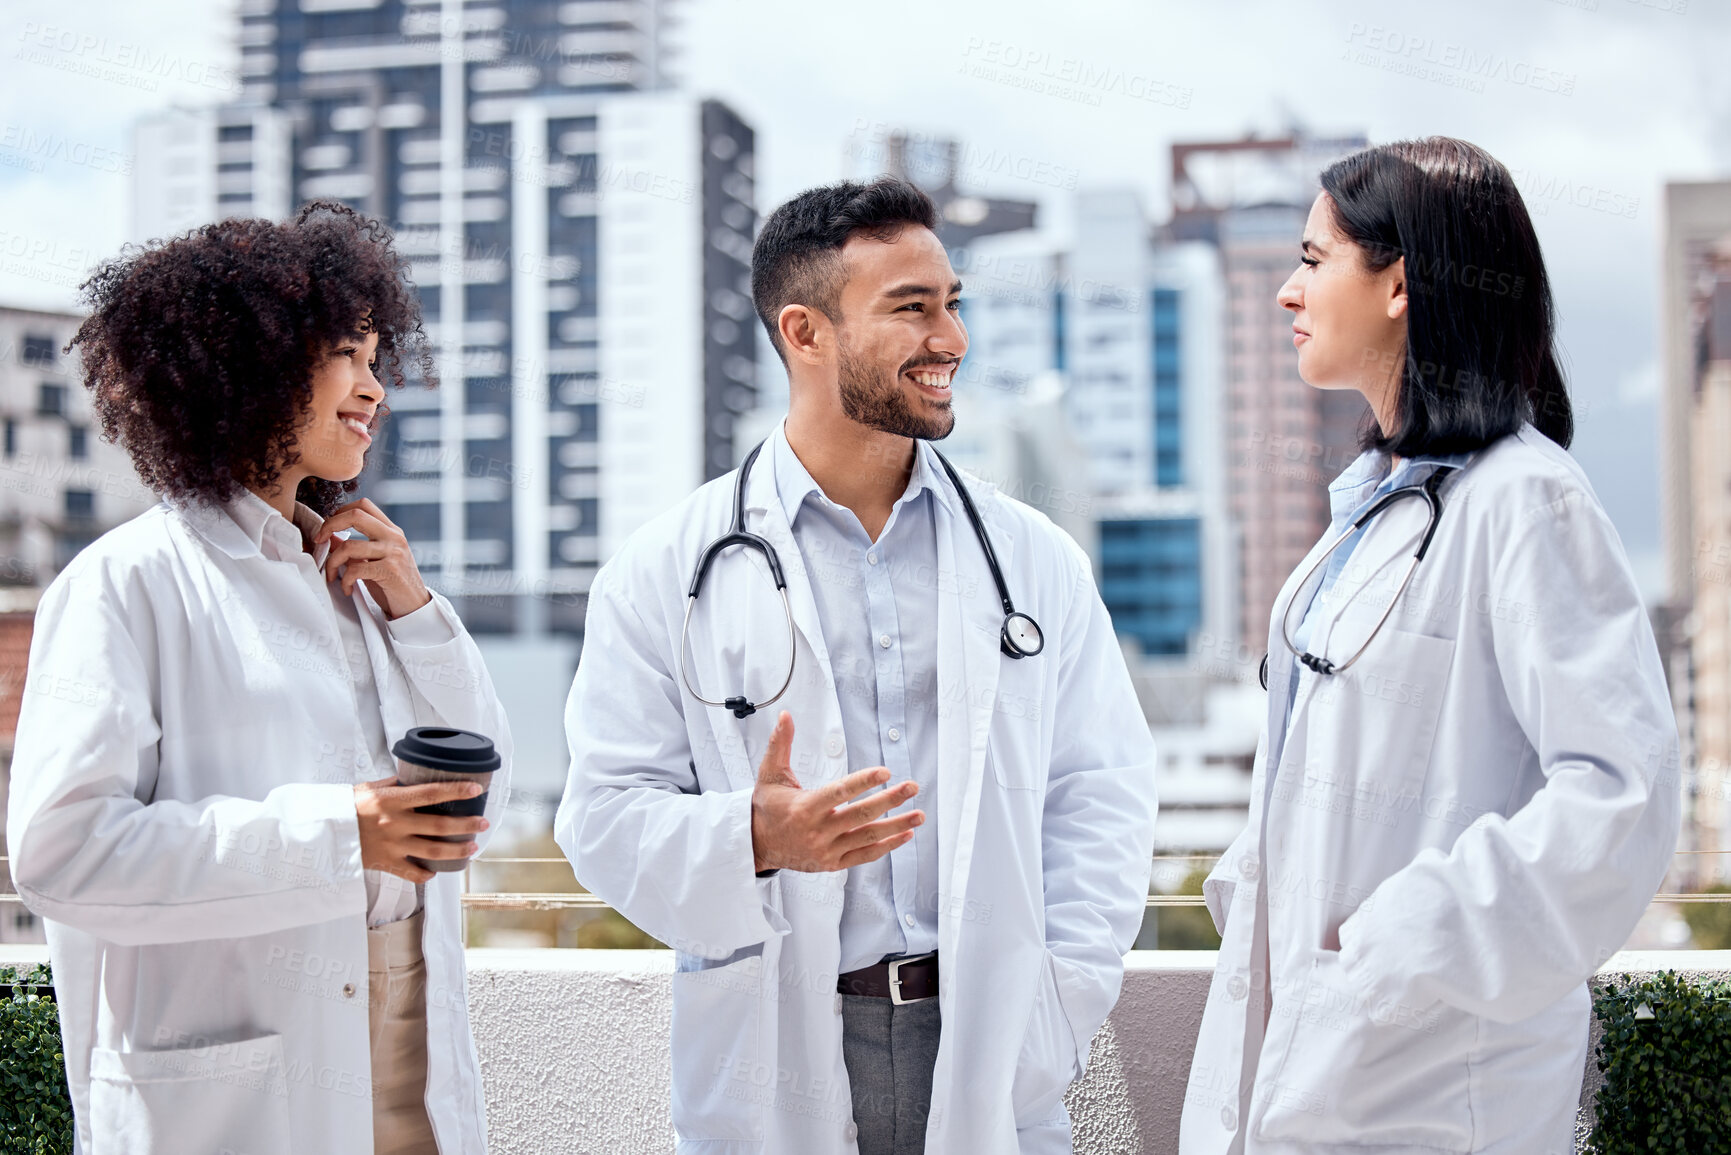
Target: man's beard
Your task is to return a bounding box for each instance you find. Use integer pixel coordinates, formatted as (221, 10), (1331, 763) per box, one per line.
(837, 336), (956, 441)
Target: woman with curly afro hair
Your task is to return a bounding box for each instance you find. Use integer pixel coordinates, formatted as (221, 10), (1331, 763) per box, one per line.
(7, 202), (511, 1155)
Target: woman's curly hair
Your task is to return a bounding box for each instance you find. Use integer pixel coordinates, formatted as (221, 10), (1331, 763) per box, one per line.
(70, 200), (433, 515)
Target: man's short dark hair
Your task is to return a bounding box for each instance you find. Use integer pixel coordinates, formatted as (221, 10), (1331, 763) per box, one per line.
(750, 178), (938, 363)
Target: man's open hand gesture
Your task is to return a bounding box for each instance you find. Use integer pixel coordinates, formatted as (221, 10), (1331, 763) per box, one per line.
(750, 712), (923, 874)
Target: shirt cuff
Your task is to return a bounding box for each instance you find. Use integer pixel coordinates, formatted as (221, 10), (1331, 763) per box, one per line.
(385, 593), (459, 647)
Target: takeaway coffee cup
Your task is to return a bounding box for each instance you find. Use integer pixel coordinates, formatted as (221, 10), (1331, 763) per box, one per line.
(391, 726), (501, 873)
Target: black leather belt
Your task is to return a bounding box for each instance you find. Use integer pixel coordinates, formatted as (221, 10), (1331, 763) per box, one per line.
(837, 952), (938, 1004)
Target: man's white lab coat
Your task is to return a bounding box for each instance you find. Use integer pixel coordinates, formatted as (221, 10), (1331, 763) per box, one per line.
(557, 429), (1158, 1154)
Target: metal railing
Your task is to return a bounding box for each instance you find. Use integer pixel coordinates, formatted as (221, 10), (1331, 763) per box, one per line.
(453, 851), (1731, 912)
(3, 854), (1729, 914)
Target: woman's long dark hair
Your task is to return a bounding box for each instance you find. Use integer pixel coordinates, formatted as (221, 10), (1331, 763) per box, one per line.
(1320, 137), (1571, 453)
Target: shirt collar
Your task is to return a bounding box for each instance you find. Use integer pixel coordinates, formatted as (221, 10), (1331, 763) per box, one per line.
(223, 488), (331, 566)
(1327, 447), (1474, 525)
(768, 427), (947, 528)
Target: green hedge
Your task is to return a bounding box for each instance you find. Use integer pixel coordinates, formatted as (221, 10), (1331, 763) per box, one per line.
(0, 964), (71, 1155)
(1587, 970), (1731, 1154)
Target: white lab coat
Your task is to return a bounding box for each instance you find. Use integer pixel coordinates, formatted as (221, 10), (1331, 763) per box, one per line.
(556, 428), (1157, 1154)
(7, 499), (512, 1155)
(1179, 426), (1680, 1155)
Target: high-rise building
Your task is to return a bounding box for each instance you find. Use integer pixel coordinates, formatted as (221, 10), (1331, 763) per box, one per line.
(0, 305), (156, 944)
(1165, 131), (1369, 646)
(0, 305), (156, 581)
(1657, 182), (1731, 890)
(848, 127), (1040, 251)
(130, 2), (756, 653)
(1661, 182), (1731, 610)
(1098, 283), (1231, 660)
(950, 194), (1231, 659)
(1679, 228), (1731, 887)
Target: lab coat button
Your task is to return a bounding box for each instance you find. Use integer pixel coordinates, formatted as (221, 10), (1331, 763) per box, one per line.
(887, 727), (901, 742)
(1226, 975), (1247, 1000)
(878, 634), (892, 649)
(342, 983), (356, 999)
(1221, 1106), (1238, 1131)
(904, 913), (916, 928)
(844, 1122), (858, 1141)
(1240, 856), (1260, 881)
(824, 733), (844, 758)
(867, 552), (879, 566)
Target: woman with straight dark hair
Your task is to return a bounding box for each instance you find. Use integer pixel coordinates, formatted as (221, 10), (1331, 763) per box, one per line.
(1179, 138), (1678, 1154)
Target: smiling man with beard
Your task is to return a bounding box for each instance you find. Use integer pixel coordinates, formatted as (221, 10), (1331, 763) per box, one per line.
(557, 178), (1156, 1154)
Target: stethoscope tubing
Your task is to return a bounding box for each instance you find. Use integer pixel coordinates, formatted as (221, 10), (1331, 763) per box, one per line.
(680, 437), (1042, 718)
(1271, 464), (1457, 683)
(680, 586), (798, 715)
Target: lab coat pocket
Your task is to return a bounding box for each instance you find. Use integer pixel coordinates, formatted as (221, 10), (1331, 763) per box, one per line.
(1258, 950), (1473, 1150)
(88, 1032), (291, 1155)
(670, 949), (768, 1141)
(1294, 628), (1455, 823)
(1010, 951), (1081, 1127)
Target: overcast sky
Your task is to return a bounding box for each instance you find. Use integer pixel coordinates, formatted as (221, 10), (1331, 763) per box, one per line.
(4, 0), (1727, 596)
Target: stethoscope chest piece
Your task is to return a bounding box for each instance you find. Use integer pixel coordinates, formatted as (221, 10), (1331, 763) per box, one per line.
(1001, 611), (1044, 658)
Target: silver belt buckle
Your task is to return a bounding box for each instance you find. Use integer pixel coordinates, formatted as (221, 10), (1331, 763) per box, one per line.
(887, 952), (938, 1006)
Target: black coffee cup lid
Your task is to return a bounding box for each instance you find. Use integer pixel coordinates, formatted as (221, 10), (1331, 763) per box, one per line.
(392, 726), (501, 774)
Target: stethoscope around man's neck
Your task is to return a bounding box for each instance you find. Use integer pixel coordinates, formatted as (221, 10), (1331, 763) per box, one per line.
(1258, 462), (1459, 691)
(681, 438), (1043, 719)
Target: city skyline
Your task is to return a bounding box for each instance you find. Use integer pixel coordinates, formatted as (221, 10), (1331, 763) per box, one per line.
(4, 0), (1726, 602)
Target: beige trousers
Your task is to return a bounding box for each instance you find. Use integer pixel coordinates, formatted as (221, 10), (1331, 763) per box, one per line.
(368, 911), (439, 1155)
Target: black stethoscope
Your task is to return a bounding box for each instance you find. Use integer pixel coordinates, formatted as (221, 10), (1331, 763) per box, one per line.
(1258, 465), (1458, 691)
(681, 439), (1043, 719)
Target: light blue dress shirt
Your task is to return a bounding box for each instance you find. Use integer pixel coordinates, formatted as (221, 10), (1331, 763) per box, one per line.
(772, 434), (942, 975)
(1279, 448), (1473, 754)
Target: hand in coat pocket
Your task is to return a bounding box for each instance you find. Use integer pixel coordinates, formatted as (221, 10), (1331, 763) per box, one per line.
(1257, 948), (1473, 1149)
(1010, 951), (1082, 1128)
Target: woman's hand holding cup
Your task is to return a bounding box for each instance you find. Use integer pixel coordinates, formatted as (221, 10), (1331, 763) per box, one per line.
(354, 777), (490, 883)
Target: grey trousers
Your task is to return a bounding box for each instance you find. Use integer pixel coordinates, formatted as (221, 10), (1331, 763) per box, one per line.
(841, 992), (942, 1155)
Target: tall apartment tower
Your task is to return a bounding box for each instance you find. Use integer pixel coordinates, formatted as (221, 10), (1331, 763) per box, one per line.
(1688, 267), (1731, 886)
(131, 1), (757, 638)
(1661, 182), (1731, 608)
(0, 307), (157, 940)
(1664, 186), (1731, 887)
(958, 192), (1230, 659)
(0, 306), (156, 581)
(1166, 131), (1370, 645)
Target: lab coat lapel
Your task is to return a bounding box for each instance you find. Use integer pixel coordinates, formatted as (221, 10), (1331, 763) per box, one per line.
(1301, 492), (1429, 666)
(669, 432), (837, 786)
(743, 434), (831, 673)
(1263, 531), (1333, 755)
(353, 584), (419, 742)
(933, 472), (1008, 960)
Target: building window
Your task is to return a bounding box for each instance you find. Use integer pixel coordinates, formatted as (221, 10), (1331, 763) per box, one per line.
(69, 425), (89, 459)
(22, 334), (56, 365)
(65, 488), (96, 520)
(38, 382), (67, 417)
